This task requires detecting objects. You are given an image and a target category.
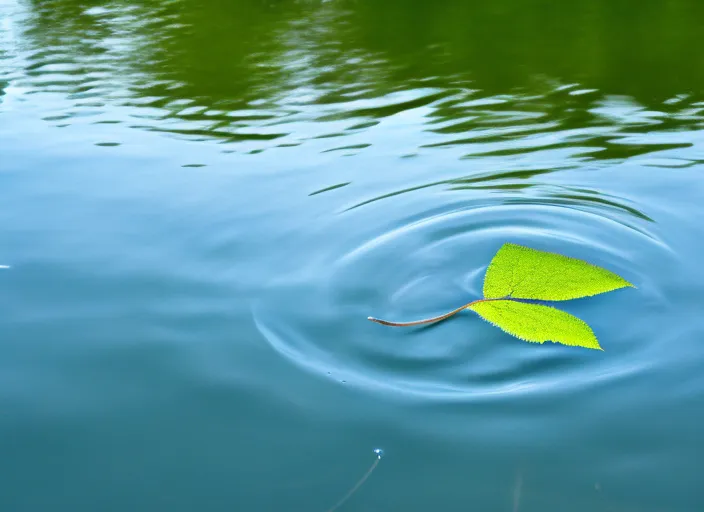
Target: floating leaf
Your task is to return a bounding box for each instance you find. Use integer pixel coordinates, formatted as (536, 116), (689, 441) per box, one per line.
(368, 242), (634, 350)
(483, 243), (633, 301)
(467, 299), (601, 350)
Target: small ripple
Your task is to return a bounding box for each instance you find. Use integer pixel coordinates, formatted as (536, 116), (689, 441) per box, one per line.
(315, 89), (453, 122)
(321, 143), (370, 153)
(309, 182), (351, 196)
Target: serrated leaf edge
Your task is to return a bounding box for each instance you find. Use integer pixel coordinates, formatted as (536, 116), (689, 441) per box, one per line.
(467, 299), (603, 351)
(484, 243), (635, 301)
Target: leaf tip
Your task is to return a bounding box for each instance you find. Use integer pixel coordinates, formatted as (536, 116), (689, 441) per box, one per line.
(588, 338), (604, 351)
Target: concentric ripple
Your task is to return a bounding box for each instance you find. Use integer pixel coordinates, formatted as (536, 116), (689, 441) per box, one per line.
(254, 193), (671, 402)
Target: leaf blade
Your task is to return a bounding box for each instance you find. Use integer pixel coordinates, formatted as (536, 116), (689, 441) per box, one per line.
(468, 299), (601, 350)
(483, 243), (633, 301)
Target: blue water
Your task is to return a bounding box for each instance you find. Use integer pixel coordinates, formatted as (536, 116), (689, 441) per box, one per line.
(1, 0), (704, 510)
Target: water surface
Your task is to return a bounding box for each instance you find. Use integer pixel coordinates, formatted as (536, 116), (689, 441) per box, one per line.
(1, 0), (704, 510)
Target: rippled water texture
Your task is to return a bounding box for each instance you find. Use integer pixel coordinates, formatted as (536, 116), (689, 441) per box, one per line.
(2, 1), (704, 510)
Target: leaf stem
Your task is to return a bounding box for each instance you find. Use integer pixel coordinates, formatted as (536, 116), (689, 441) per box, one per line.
(368, 297), (502, 327)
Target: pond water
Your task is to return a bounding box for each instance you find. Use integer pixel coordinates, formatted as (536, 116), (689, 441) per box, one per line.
(1, 0), (703, 510)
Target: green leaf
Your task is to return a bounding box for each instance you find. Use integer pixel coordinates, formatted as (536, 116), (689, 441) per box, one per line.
(483, 243), (633, 301)
(468, 299), (601, 350)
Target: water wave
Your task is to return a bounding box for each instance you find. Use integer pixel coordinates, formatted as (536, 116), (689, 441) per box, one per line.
(254, 193), (670, 403)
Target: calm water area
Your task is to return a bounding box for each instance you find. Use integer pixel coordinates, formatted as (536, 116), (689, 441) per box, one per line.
(1, 1), (704, 510)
